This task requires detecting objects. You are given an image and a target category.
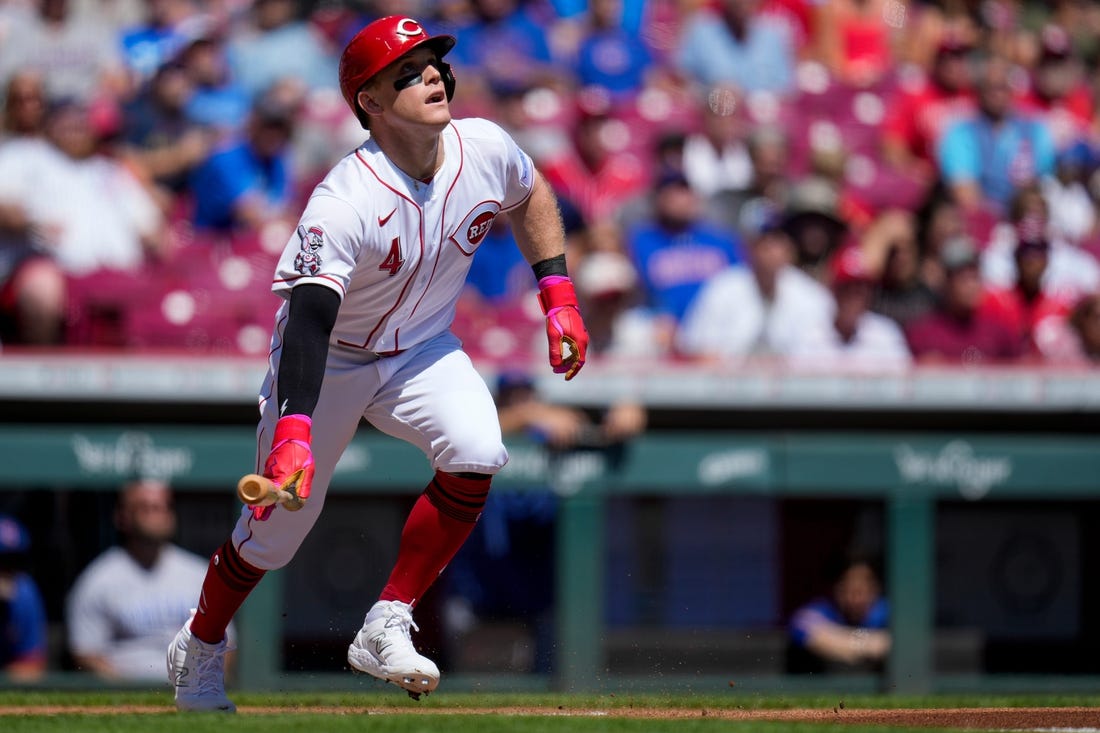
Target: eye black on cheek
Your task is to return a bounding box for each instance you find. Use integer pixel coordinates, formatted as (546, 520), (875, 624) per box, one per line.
(393, 72), (424, 92)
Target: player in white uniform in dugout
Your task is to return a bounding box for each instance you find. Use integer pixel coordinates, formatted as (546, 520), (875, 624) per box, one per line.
(166, 15), (590, 711)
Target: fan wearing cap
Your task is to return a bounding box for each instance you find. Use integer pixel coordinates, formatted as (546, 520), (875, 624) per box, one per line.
(677, 199), (834, 361)
(167, 15), (589, 710)
(0, 514), (47, 681)
(978, 182), (1100, 305)
(781, 176), (849, 284)
(626, 170), (744, 347)
(979, 214), (1072, 356)
(573, 248), (664, 358)
(788, 246), (911, 372)
(905, 235), (1024, 363)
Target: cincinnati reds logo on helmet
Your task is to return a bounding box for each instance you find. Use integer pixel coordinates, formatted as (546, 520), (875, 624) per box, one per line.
(338, 16), (456, 127)
(395, 18), (424, 38)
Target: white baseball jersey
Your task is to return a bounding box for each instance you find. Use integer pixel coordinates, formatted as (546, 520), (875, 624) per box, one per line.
(66, 545), (227, 680)
(235, 118), (531, 569)
(272, 117), (536, 354)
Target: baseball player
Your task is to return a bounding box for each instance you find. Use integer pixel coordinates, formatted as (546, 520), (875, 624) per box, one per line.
(166, 15), (589, 712)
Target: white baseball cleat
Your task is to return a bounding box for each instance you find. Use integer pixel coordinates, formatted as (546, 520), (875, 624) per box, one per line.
(167, 611), (236, 713)
(347, 600), (440, 699)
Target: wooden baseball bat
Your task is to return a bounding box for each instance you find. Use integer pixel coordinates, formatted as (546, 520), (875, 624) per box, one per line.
(237, 469), (306, 511)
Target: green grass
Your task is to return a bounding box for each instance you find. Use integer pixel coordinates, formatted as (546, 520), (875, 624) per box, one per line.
(0, 717), (954, 733)
(2, 689), (1099, 708)
(0, 690), (1096, 733)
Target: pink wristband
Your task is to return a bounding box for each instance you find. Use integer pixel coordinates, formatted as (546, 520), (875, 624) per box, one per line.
(538, 275), (570, 290)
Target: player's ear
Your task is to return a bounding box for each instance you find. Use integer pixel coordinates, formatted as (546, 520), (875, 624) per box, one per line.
(358, 89), (383, 116)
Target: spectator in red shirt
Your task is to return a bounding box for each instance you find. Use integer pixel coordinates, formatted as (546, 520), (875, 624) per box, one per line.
(881, 33), (976, 185)
(905, 235), (1025, 364)
(539, 96), (648, 225)
(1038, 292), (1100, 366)
(812, 0), (900, 88)
(1015, 23), (1094, 155)
(894, 0), (981, 73)
(762, 0), (813, 55)
(980, 216), (1072, 357)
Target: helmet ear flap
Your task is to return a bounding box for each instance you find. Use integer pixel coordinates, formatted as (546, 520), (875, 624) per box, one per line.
(437, 60), (456, 101)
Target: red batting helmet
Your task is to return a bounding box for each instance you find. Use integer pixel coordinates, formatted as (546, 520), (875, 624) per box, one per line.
(339, 16), (456, 121)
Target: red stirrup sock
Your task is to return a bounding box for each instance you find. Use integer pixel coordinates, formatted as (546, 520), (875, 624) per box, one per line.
(190, 540), (266, 644)
(379, 471), (491, 605)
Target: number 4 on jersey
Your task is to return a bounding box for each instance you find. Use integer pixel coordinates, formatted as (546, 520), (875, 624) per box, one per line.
(379, 237), (404, 276)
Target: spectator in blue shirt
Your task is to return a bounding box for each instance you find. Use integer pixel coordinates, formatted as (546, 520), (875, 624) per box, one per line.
(0, 514), (47, 681)
(675, 0), (796, 95)
(226, 0), (338, 99)
(178, 33), (251, 133)
(447, 0), (560, 94)
(626, 171), (744, 345)
(118, 0), (205, 88)
(189, 92), (295, 233)
(571, 0), (653, 100)
(937, 54), (1056, 215)
(787, 553), (890, 674)
(548, 0), (647, 34)
(121, 60), (215, 196)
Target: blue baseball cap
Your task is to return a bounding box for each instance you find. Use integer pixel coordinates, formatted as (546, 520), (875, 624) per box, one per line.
(738, 196), (785, 240)
(0, 515), (30, 554)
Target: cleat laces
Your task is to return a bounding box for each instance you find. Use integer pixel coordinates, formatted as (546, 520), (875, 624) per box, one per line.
(193, 640), (233, 697)
(381, 604), (418, 647)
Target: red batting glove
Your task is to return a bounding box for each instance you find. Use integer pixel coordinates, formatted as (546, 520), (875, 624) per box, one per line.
(254, 414), (315, 521)
(537, 276), (589, 381)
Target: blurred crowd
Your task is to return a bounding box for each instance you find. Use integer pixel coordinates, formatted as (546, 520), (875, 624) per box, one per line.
(1, 0), (1100, 368)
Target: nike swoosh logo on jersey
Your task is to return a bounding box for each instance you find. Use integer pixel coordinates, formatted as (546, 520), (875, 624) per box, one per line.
(378, 208), (397, 227)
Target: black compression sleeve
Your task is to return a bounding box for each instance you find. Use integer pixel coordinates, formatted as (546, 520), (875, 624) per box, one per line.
(276, 284), (340, 417)
(531, 254), (568, 281)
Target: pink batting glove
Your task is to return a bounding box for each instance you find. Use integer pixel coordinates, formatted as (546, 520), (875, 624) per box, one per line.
(537, 276), (589, 381)
(254, 414), (314, 521)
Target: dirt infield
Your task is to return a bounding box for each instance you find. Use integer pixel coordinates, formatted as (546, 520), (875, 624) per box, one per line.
(2, 705), (1098, 727)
